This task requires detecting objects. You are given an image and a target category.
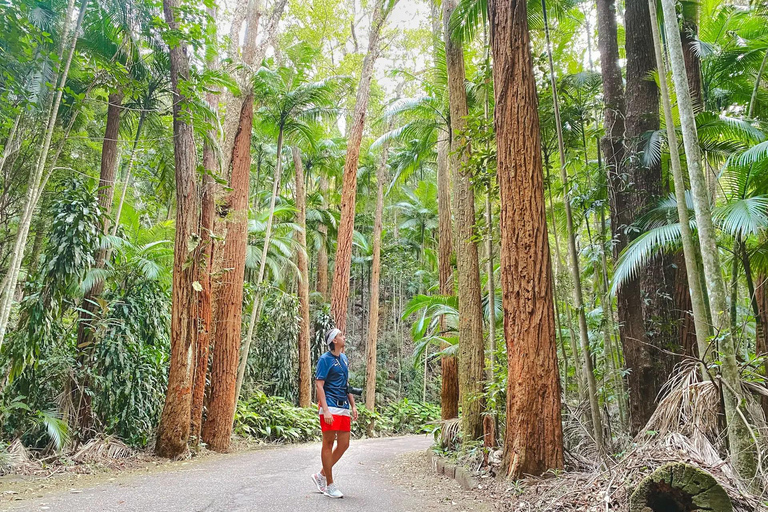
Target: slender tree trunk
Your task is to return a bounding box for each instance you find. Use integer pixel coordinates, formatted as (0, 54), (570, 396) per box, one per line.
(658, 0), (758, 481)
(545, 156), (586, 403)
(490, 0), (564, 478)
(190, 19), (219, 443)
(0, 0), (88, 350)
(330, 0), (394, 331)
(599, 207), (628, 426)
(625, 0), (678, 433)
(681, 2), (703, 109)
(292, 146), (312, 408)
(542, 0), (604, 452)
(112, 112), (146, 236)
(365, 142), (390, 419)
(438, 136), (459, 420)
(316, 176), (329, 299)
(755, 268), (768, 415)
(596, 0), (648, 433)
(235, 129), (285, 399)
(74, 90), (124, 438)
(202, 96), (254, 452)
(444, 0), (485, 441)
(156, 0), (200, 458)
(430, 0), (459, 421)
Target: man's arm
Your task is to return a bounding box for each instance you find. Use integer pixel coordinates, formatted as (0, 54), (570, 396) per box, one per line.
(347, 392), (358, 421)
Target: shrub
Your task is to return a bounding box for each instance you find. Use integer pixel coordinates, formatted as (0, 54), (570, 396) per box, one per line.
(384, 399), (440, 434)
(235, 391), (319, 443)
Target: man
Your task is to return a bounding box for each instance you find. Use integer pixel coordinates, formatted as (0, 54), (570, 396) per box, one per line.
(311, 327), (358, 499)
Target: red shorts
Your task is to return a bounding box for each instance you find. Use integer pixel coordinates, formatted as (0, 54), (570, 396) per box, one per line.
(320, 413), (351, 432)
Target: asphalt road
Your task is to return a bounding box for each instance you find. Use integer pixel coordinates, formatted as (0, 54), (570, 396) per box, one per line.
(4, 436), (437, 512)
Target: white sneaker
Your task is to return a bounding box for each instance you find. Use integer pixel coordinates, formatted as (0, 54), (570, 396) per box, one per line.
(323, 483), (344, 499)
(311, 473), (327, 493)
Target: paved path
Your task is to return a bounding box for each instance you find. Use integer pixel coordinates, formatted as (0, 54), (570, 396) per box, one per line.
(4, 436), (438, 512)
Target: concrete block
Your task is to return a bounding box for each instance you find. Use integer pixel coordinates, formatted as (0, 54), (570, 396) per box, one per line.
(443, 463), (456, 479)
(455, 467), (478, 490)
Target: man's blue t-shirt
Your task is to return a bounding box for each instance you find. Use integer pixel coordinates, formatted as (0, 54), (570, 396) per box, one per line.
(316, 351), (349, 410)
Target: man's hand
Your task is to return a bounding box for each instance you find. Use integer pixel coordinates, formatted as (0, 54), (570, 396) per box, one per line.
(351, 406), (358, 422)
(323, 409), (334, 425)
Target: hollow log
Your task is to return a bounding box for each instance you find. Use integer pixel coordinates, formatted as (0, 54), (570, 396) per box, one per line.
(630, 462), (732, 512)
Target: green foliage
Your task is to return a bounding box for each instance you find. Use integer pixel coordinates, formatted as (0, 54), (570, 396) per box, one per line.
(235, 391), (320, 443)
(245, 290), (301, 402)
(383, 399), (440, 434)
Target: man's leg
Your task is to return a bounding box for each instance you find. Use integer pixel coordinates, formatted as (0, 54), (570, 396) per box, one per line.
(321, 431), (336, 484)
(330, 431), (350, 468)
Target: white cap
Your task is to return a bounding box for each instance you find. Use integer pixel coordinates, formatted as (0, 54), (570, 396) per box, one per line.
(325, 328), (341, 345)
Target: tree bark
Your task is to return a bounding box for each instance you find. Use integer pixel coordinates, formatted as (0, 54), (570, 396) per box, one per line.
(292, 146), (312, 408)
(201, 96), (253, 453)
(659, 0), (758, 481)
(330, 0), (393, 331)
(74, 89), (124, 437)
(444, 0), (485, 441)
(156, 0), (200, 458)
(190, 20), (219, 442)
(623, 0), (675, 434)
(596, 0), (648, 432)
(430, 0), (459, 421)
(438, 136), (459, 421)
(681, 2), (703, 109)
(316, 176), (329, 299)
(364, 143), (389, 418)
(489, 0), (564, 478)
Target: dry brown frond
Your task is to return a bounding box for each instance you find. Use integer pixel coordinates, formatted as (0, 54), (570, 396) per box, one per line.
(72, 436), (134, 464)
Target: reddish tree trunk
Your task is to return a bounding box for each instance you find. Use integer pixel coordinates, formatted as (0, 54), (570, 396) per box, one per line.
(156, 0), (200, 458)
(431, 0), (458, 422)
(330, 0), (389, 332)
(489, 0), (564, 478)
(438, 137), (458, 421)
(201, 96), (254, 452)
(365, 143), (390, 416)
(444, 0), (485, 441)
(292, 147), (312, 408)
(190, 88), (218, 443)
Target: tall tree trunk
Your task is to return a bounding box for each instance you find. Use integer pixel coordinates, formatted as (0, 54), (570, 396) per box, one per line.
(681, 2), (703, 109)
(430, 0), (458, 421)
(235, 128), (285, 400)
(190, 16), (219, 443)
(365, 143), (390, 418)
(489, 0), (564, 478)
(201, 96), (254, 452)
(292, 146), (312, 408)
(444, 0), (485, 441)
(620, 0), (673, 434)
(156, 0), (200, 458)
(0, 0), (88, 349)
(330, 0), (394, 331)
(659, 0), (758, 481)
(316, 176), (330, 299)
(112, 111), (146, 236)
(596, 0), (649, 433)
(75, 89), (124, 438)
(755, 268), (768, 414)
(542, 0), (604, 453)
